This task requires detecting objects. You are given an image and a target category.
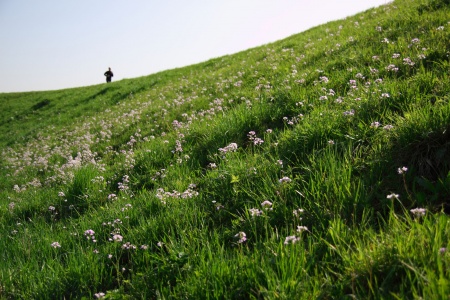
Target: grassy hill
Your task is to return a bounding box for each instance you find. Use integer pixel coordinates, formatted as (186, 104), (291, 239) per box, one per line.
(1, 0), (450, 298)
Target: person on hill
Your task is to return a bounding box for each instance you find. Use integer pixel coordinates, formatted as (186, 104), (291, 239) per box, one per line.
(104, 67), (113, 83)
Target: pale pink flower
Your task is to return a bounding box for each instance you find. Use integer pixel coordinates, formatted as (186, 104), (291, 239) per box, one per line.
(84, 229), (95, 236)
(293, 208), (304, 218)
(297, 226), (308, 233)
(249, 208), (263, 217)
(51, 242), (61, 248)
(122, 242), (137, 250)
(386, 64), (399, 72)
(319, 76), (329, 83)
(279, 177), (292, 184)
(108, 193), (117, 200)
(235, 231), (247, 244)
(284, 235), (300, 244)
(95, 292), (105, 299)
(403, 57), (415, 66)
(112, 234), (123, 242)
(343, 110), (355, 116)
(410, 208), (426, 217)
(261, 200), (273, 210)
(253, 138), (264, 145)
(387, 193), (399, 199)
(397, 166), (408, 174)
(219, 143), (238, 154)
(247, 131), (256, 140)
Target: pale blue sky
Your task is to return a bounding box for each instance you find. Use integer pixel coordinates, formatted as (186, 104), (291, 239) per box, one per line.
(0, 0), (388, 92)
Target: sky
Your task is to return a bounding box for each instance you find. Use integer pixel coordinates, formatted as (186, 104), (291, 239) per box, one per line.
(0, 0), (389, 93)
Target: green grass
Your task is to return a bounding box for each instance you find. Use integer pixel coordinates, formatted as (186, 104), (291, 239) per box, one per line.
(1, 0), (450, 298)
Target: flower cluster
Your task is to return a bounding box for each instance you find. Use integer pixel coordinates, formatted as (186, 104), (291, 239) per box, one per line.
(284, 235), (300, 244)
(386, 64), (399, 72)
(122, 242), (137, 250)
(283, 115), (302, 126)
(95, 292), (105, 299)
(293, 208), (304, 219)
(297, 226), (308, 233)
(155, 185), (199, 204)
(397, 166), (408, 174)
(249, 208), (263, 217)
(173, 140), (183, 153)
(51, 242), (61, 248)
(410, 208), (426, 217)
(343, 109), (355, 116)
(403, 57), (415, 66)
(84, 229), (96, 243)
(218, 143), (238, 154)
(118, 175), (130, 191)
(112, 234), (123, 242)
(248, 200), (273, 217)
(261, 200), (273, 210)
(247, 131), (264, 145)
(279, 176), (292, 184)
(285, 208), (308, 244)
(235, 231), (247, 244)
(386, 193), (399, 200)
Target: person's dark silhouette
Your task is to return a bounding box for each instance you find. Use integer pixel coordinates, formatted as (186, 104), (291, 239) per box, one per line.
(104, 68), (113, 83)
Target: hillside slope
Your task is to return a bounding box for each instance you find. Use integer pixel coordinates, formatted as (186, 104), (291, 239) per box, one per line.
(1, 0), (450, 298)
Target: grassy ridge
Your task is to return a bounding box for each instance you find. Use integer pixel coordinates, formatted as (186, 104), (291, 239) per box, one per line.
(1, 0), (450, 298)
